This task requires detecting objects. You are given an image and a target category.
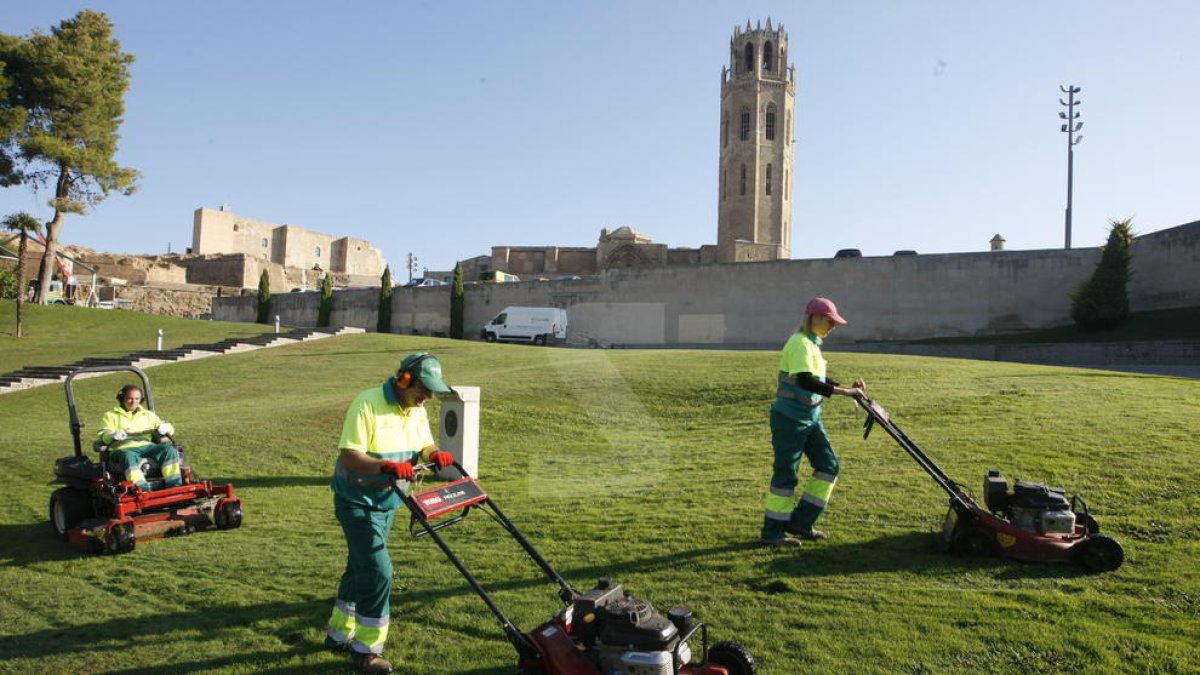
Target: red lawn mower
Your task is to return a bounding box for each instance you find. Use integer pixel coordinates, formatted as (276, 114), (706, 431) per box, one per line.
(401, 462), (756, 675)
(857, 398), (1124, 573)
(48, 365), (244, 554)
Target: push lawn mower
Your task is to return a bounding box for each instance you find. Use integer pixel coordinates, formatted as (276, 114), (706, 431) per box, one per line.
(48, 365), (244, 554)
(400, 462), (756, 675)
(857, 398), (1124, 573)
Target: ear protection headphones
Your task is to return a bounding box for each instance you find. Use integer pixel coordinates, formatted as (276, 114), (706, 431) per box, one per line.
(397, 353), (433, 389)
(117, 384), (142, 403)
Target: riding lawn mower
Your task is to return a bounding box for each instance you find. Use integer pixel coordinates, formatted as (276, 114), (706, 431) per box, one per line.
(857, 397), (1124, 572)
(400, 462), (757, 675)
(48, 365), (244, 554)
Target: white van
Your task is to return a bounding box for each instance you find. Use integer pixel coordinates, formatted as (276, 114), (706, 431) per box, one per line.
(481, 306), (568, 345)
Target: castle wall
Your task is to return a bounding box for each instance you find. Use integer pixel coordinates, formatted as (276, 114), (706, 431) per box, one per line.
(192, 208), (276, 259)
(191, 207), (385, 278)
(213, 221), (1200, 344)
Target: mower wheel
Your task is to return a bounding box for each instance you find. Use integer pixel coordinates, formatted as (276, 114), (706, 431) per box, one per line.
(953, 527), (997, 558)
(708, 640), (757, 675)
(1074, 534), (1124, 573)
(216, 501), (244, 530)
(106, 523), (136, 554)
(49, 488), (94, 541)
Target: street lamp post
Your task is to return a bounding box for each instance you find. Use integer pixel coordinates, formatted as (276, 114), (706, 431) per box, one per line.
(1059, 85), (1083, 249)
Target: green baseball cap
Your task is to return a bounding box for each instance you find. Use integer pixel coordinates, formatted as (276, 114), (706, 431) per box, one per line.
(399, 353), (451, 393)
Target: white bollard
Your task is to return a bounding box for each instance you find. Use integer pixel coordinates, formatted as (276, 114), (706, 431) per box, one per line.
(436, 386), (480, 479)
(156, 329), (163, 351)
(274, 315), (280, 334)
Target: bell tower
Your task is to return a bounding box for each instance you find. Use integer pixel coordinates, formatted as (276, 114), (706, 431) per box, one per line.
(717, 19), (795, 263)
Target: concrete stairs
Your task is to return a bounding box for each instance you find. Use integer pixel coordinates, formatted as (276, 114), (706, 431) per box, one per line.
(0, 326), (361, 394)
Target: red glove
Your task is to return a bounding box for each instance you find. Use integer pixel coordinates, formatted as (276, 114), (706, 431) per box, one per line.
(380, 460), (415, 480)
(429, 451), (454, 469)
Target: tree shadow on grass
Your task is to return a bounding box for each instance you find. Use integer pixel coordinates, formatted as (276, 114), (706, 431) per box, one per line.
(0, 597), (344, 674)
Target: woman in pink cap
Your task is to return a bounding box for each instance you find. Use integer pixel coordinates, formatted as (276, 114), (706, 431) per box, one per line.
(760, 297), (866, 547)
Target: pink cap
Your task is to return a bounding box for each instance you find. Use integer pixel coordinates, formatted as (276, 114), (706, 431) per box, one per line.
(806, 297), (847, 325)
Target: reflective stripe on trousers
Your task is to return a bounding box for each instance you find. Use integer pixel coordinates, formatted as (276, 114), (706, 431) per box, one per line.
(761, 409), (841, 538)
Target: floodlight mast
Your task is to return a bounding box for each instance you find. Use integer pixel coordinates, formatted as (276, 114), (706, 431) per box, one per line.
(1059, 85), (1083, 249)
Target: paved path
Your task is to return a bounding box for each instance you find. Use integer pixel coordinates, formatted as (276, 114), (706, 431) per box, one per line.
(0, 327), (364, 395)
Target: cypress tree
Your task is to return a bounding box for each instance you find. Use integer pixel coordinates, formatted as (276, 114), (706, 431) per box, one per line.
(450, 262), (464, 339)
(377, 266), (393, 333)
(318, 273), (333, 327)
(255, 269), (271, 324)
(1071, 219), (1135, 331)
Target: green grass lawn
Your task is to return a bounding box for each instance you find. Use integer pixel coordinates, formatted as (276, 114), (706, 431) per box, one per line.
(1, 328), (1197, 674)
(0, 300), (278, 374)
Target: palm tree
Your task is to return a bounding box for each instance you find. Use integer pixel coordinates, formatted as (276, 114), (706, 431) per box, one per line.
(3, 211), (41, 337)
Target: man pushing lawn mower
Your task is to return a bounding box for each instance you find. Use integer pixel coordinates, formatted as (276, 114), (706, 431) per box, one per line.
(324, 352), (456, 674)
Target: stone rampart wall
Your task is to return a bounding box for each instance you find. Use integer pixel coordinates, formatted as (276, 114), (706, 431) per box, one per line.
(213, 220), (1200, 345)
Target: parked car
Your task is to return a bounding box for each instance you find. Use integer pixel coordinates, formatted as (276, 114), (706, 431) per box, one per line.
(403, 278), (446, 288)
(834, 248), (863, 258)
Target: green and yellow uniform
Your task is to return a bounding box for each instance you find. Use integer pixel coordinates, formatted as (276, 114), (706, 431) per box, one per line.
(761, 331), (842, 540)
(326, 377), (436, 658)
(97, 405), (182, 489)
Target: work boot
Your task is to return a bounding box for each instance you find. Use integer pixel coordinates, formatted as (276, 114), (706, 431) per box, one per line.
(761, 536), (801, 548)
(354, 652), (393, 674)
(785, 526), (828, 540)
(323, 635), (348, 653)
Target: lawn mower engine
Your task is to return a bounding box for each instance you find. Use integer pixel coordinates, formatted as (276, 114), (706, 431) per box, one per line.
(569, 578), (694, 675)
(984, 471), (1077, 535)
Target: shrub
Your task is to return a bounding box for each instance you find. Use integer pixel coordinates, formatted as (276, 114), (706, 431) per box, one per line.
(0, 266), (17, 299)
(1071, 218), (1134, 330)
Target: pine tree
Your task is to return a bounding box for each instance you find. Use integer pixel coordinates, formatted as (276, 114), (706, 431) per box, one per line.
(1071, 219), (1135, 330)
(0, 11), (139, 304)
(256, 269), (271, 324)
(377, 266), (393, 333)
(450, 262), (464, 339)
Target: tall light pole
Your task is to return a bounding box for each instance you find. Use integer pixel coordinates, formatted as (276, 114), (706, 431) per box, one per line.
(406, 252), (419, 282)
(1059, 85), (1083, 249)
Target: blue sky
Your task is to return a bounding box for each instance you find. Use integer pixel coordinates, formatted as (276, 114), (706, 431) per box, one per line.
(2, 1), (1197, 276)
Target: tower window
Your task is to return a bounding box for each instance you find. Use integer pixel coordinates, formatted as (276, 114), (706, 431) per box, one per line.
(740, 107), (751, 141)
(766, 163), (773, 195)
(722, 113), (729, 148)
(739, 164), (746, 196)
(763, 41), (774, 71)
(721, 170), (726, 201)
(766, 104), (777, 141)
(314, 246), (322, 258)
(743, 43), (755, 72)
(261, 237), (268, 248)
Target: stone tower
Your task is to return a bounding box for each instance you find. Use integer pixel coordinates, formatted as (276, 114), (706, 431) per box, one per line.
(717, 19), (795, 263)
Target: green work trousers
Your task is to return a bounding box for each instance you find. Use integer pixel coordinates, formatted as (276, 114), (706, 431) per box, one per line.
(761, 409), (840, 540)
(328, 497), (398, 655)
(112, 443), (183, 489)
